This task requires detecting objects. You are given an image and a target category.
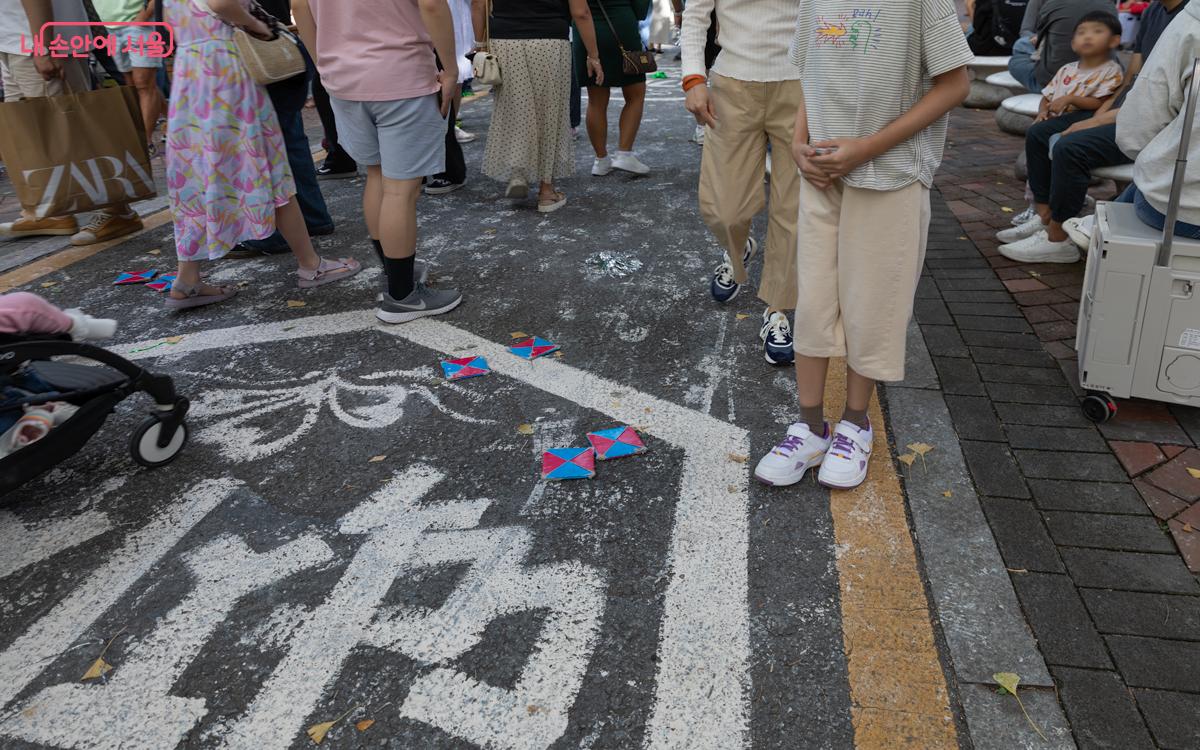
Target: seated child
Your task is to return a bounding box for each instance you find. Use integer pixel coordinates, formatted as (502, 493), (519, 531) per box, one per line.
(0, 292), (117, 341)
(997, 10), (1124, 261)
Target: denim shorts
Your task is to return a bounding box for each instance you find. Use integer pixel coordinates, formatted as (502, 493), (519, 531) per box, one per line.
(329, 94), (446, 180)
(107, 25), (163, 72)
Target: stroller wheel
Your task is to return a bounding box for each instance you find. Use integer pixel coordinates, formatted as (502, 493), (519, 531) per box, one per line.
(1081, 392), (1117, 423)
(130, 417), (188, 468)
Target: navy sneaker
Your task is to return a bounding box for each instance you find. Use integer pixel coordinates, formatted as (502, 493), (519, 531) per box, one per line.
(760, 310), (794, 365)
(709, 238), (758, 303)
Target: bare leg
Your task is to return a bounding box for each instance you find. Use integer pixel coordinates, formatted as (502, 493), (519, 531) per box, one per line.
(1046, 219), (1069, 242)
(617, 83), (646, 152)
(379, 175), (422, 259)
(130, 67), (164, 143)
(364, 165), (384, 240)
(538, 180), (560, 201)
(586, 85), (610, 158)
(1034, 202), (1051, 224)
(843, 367), (875, 426)
(169, 259), (227, 298)
(795, 354), (830, 416)
(275, 197), (319, 270)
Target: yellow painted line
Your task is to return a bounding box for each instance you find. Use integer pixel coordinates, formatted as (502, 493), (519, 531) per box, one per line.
(0, 210), (174, 293)
(824, 359), (958, 749)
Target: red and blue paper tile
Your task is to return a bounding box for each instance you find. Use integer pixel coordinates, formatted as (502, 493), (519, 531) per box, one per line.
(441, 356), (491, 380)
(113, 269), (157, 285)
(510, 336), (560, 360)
(145, 274), (177, 293)
(541, 447), (595, 480)
(587, 426), (646, 460)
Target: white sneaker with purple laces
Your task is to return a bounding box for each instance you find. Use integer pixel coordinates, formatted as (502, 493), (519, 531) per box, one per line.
(817, 420), (873, 489)
(754, 422), (831, 486)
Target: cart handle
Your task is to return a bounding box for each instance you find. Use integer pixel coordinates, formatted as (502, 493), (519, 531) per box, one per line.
(1158, 57), (1200, 265)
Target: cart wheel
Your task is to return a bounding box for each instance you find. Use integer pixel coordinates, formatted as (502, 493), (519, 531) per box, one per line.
(130, 418), (188, 468)
(1081, 393), (1117, 423)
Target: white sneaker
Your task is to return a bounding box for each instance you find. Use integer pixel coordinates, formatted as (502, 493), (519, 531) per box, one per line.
(754, 422), (832, 486)
(1063, 215), (1094, 250)
(996, 216), (1046, 244)
(592, 156), (613, 176)
(817, 420), (873, 489)
(1011, 205), (1037, 226)
(691, 124), (705, 144)
(999, 229), (1080, 263)
(612, 151), (650, 175)
(765, 152), (772, 179)
(454, 126), (476, 143)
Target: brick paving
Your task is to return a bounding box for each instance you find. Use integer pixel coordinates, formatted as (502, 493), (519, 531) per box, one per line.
(925, 107), (1200, 749)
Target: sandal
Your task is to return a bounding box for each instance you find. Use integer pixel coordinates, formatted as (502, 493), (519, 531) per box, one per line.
(297, 256), (362, 288)
(164, 279), (238, 310)
(537, 191), (567, 214)
(506, 178), (529, 200)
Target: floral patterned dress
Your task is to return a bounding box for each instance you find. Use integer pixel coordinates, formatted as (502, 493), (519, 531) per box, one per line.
(165, 0), (294, 261)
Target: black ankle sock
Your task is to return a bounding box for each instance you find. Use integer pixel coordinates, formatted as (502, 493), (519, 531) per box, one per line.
(800, 405), (825, 435)
(384, 255), (415, 300)
(370, 239), (384, 265)
(841, 407), (870, 430)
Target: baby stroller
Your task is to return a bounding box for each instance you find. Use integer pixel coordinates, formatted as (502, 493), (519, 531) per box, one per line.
(0, 334), (189, 496)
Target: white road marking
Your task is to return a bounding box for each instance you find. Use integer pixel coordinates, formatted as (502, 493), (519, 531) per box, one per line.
(371, 518), (605, 748)
(3, 534), (333, 749)
(0, 478), (240, 711)
(519, 417), (579, 517)
(223, 465), (444, 749)
(120, 312), (753, 749)
(0, 509), (112, 580)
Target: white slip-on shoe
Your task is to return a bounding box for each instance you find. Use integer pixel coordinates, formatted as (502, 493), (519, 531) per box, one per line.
(1063, 215), (1094, 250)
(999, 230), (1080, 263)
(996, 216), (1046, 244)
(612, 151), (650, 175)
(592, 156), (613, 176)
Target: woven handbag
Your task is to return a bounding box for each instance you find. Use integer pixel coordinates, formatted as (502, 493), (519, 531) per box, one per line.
(472, 0), (502, 85)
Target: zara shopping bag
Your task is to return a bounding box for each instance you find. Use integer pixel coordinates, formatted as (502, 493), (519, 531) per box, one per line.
(0, 85), (155, 218)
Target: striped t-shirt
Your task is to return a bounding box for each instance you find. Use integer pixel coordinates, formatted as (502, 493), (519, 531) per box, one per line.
(789, 0), (974, 191)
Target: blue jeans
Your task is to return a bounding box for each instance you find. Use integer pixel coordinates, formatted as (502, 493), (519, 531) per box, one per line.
(1008, 37), (1040, 92)
(1132, 187), (1200, 239)
(242, 108), (334, 252)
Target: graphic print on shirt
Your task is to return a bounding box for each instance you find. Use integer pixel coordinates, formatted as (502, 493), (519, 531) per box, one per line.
(815, 8), (884, 54)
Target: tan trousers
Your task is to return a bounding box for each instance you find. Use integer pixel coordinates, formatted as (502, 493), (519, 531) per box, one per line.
(698, 74), (801, 311)
(0, 53), (89, 102)
(793, 178), (931, 382)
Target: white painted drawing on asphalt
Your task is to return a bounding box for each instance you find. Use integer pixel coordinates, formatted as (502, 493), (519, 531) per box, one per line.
(4, 534), (333, 749)
(188, 367), (493, 461)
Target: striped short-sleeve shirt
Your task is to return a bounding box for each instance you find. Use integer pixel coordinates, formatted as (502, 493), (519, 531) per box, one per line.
(789, 0), (974, 191)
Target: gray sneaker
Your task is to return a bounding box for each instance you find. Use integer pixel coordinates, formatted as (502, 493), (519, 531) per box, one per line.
(376, 283), (462, 324)
(375, 261), (430, 303)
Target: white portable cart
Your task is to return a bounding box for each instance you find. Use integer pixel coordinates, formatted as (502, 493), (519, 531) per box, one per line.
(1076, 59), (1200, 422)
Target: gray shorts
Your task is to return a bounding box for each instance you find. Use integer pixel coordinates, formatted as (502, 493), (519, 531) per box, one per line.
(330, 94), (446, 180)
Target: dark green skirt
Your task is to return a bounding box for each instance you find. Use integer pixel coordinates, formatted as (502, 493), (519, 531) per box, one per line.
(572, 3), (647, 89)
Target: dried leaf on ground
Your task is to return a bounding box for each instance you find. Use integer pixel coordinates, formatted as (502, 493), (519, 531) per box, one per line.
(516, 424), (534, 435)
(735, 313), (750, 320)
(1028, 270), (1041, 278)
(526, 705), (542, 715)
(1001, 206), (1014, 213)
(355, 719), (374, 732)
(509, 331), (528, 339)
(943, 490), (953, 498)
(1183, 523), (1194, 533)
(287, 300), (307, 308)
(1187, 467), (1200, 479)
(993, 672), (1046, 741)
(40, 281), (57, 288)
(553, 351), (564, 358)
(907, 442), (934, 471)
(728, 453), (749, 464)
(897, 453), (916, 469)
(368, 455), (386, 463)
(147, 248), (161, 255)
(306, 721), (335, 745)
(81, 657), (112, 681)
(164, 335), (184, 344)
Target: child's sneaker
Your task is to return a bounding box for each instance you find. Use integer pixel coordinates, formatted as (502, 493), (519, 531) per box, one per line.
(709, 238), (757, 303)
(760, 310), (794, 365)
(817, 420), (873, 489)
(1011, 204), (1037, 226)
(754, 422), (831, 486)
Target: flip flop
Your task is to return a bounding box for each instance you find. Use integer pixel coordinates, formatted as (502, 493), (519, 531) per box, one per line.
(297, 256), (362, 288)
(537, 191), (567, 214)
(164, 280), (238, 310)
